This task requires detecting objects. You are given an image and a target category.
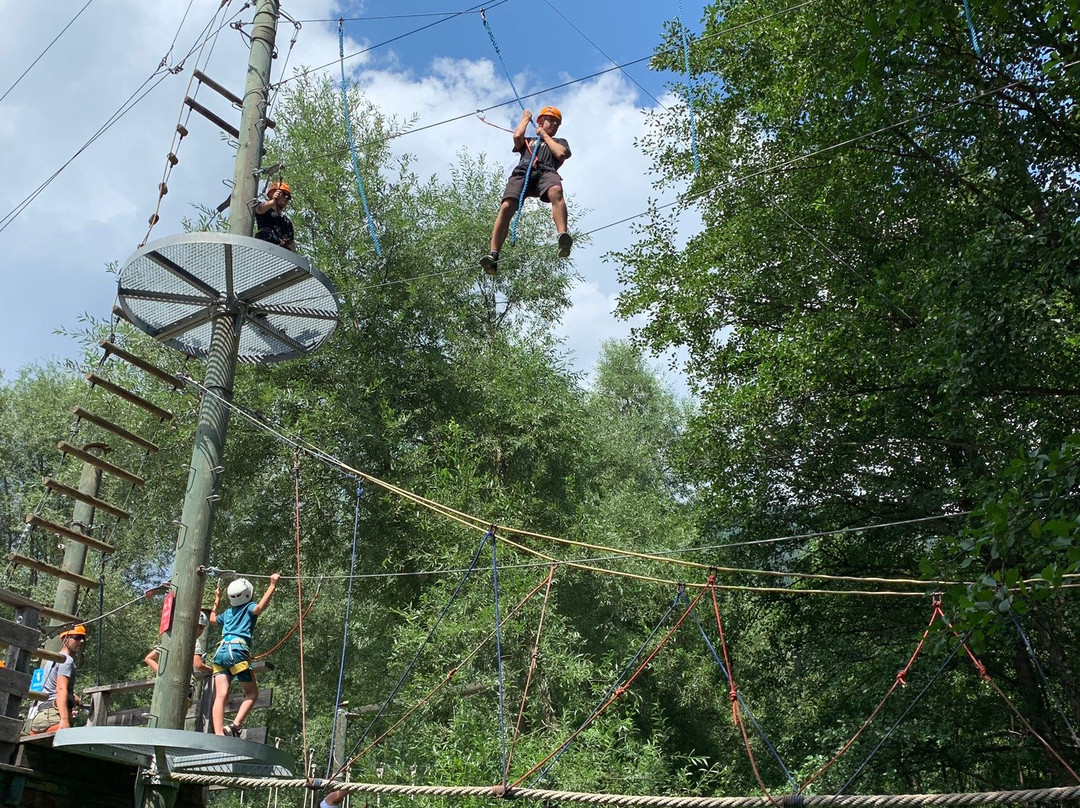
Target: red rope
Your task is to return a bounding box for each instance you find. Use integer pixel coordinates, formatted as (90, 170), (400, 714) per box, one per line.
(333, 570), (555, 779)
(505, 563), (558, 782)
(709, 577), (779, 805)
(509, 582), (709, 791)
(937, 611), (1080, 784)
(800, 598), (944, 791)
(254, 588), (321, 661)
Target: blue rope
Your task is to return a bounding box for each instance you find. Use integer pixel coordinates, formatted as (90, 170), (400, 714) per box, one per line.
(481, 8), (534, 247)
(961, 0), (982, 56)
(492, 530), (509, 788)
(338, 20), (382, 257)
(481, 9), (525, 112)
(509, 145), (538, 247)
(528, 589), (684, 787)
(835, 645), (959, 795)
(678, 0), (700, 175)
(685, 594), (796, 791)
(343, 529), (494, 764)
(1009, 612), (1080, 750)
(326, 479), (363, 779)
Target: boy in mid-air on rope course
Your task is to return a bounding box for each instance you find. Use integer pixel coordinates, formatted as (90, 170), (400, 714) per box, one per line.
(480, 105), (572, 275)
(209, 573), (280, 737)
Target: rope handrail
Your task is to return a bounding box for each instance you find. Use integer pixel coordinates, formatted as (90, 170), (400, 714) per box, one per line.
(163, 774), (1080, 808)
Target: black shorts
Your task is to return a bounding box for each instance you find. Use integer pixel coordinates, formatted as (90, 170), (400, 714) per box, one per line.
(502, 169), (563, 205)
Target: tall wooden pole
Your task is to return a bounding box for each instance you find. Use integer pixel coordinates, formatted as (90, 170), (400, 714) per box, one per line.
(148, 0), (279, 733)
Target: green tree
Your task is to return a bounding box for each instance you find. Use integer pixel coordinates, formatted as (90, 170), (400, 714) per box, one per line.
(616, 0), (1080, 791)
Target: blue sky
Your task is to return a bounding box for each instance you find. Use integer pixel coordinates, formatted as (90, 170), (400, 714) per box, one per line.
(0, 0), (702, 389)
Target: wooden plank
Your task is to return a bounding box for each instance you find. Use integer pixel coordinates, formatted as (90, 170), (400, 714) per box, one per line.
(0, 716), (21, 745)
(38, 607), (78, 627)
(25, 513), (115, 555)
(7, 554), (98, 591)
(41, 477), (129, 520)
(0, 589), (44, 613)
(56, 441), (145, 488)
(0, 619), (40, 655)
(82, 678), (154, 696)
(85, 373), (173, 421)
(0, 666), (30, 695)
(72, 406), (159, 453)
(99, 339), (181, 388)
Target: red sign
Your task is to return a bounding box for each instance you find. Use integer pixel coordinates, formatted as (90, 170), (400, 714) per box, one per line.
(159, 591), (175, 634)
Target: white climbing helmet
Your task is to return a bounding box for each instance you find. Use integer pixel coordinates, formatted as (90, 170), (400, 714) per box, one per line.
(227, 578), (254, 607)
(198, 611), (209, 627)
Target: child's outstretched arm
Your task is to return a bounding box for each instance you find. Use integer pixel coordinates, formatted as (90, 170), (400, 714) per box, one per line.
(209, 584), (222, 625)
(253, 573), (281, 616)
(511, 109), (532, 153)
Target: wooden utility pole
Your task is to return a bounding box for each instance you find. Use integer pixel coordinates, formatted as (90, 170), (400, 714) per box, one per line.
(147, 0), (280, 733)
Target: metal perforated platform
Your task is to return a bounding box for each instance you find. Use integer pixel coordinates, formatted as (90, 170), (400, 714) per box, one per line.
(50, 726), (294, 778)
(117, 232), (339, 364)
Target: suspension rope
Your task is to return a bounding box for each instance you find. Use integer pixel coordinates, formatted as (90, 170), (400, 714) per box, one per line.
(506, 562), (558, 782)
(332, 529), (495, 779)
(835, 645), (960, 795)
(337, 564), (554, 776)
(801, 598), (946, 791)
(293, 452), (311, 773)
(961, 0), (982, 56)
(253, 585), (321, 661)
(492, 526), (510, 789)
(707, 577), (778, 805)
(1008, 611), (1080, 751)
(480, 7), (525, 112)
(515, 584), (708, 790)
(327, 478), (364, 778)
(935, 610), (1080, 784)
(338, 19), (382, 256)
(685, 591), (796, 792)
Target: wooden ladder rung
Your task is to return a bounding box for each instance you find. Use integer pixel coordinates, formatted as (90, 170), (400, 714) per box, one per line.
(25, 514), (115, 555)
(7, 553), (99, 590)
(99, 340), (181, 388)
(85, 373), (173, 421)
(73, 407), (159, 453)
(42, 477), (130, 520)
(112, 304), (132, 324)
(30, 648), (66, 665)
(57, 442), (145, 487)
(39, 606), (79, 626)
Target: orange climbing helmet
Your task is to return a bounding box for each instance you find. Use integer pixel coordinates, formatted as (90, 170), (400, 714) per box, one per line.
(60, 624), (88, 638)
(537, 106), (562, 124)
(269, 181), (291, 196)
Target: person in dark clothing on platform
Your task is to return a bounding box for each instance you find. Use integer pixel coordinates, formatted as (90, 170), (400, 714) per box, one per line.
(480, 105), (572, 275)
(254, 181), (296, 251)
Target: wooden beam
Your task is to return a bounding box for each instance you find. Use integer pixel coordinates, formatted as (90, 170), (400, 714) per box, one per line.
(85, 374), (173, 421)
(7, 554), (99, 591)
(99, 340), (181, 388)
(57, 442), (145, 488)
(41, 477), (129, 520)
(25, 514), (115, 555)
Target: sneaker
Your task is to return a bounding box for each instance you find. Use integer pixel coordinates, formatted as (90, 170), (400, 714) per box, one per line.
(557, 232), (573, 258)
(224, 723), (241, 737)
(479, 251), (499, 276)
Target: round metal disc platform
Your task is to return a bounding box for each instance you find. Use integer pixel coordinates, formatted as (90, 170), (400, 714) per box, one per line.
(50, 726), (294, 778)
(118, 232), (339, 364)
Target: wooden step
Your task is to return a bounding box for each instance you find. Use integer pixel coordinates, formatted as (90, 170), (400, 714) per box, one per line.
(30, 648), (65, 665)
(99, 340), (181, 388)
(42, 477), (129, 520)
(73, 407), (159, 454)
(85, 373), (173, 421)
(57, 442), (145, 487)
(7, 554), (99, 591)
(25, 514), (115, 555)
(39, 606), (79, 626)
